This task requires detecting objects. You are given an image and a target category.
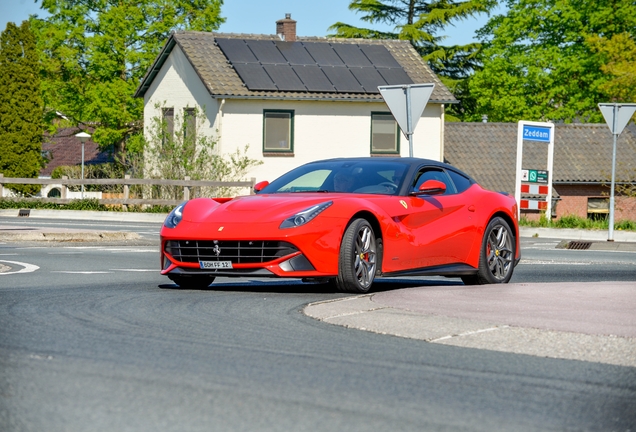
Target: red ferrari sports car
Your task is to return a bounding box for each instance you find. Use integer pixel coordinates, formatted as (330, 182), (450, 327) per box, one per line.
(160, 157), (520, 292)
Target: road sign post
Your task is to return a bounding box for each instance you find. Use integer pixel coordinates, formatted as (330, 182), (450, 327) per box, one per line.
(598, 103), (636, 241)
(378, 84), (435, 157)
(515, 121), (555, 221)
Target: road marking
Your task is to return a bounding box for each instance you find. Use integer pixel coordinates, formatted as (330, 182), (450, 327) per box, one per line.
(0, 260), (40, 275)
(429, 326), (510, 343)
(51, 271), (112, 274)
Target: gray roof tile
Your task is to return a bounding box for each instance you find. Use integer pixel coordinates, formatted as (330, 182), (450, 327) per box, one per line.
(136, 31), (456, 103)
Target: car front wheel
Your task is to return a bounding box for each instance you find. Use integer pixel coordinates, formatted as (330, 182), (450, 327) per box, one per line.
(334, 218), (377, 293)
(463, 217), (515, 285)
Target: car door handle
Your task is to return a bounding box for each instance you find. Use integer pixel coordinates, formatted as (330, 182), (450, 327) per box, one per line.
(468, 205), (476, 212)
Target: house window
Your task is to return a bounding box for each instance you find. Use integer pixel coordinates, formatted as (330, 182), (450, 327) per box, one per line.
(587, 197), (609, 219)
(162, 108), (174, 146)
(263, 110), (293, 153)
(371, 112), (399, 154)
(184, 108), (196, 146)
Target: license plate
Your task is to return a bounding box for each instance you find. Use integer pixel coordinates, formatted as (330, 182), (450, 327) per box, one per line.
(199, 261), (233, 269)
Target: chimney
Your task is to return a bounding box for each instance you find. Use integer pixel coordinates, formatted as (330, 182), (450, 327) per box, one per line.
(276, 13), (296, 41)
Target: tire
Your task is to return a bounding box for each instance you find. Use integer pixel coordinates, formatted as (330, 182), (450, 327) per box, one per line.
(464, 217), (515, 285)
(334, 218), (378, 293)
(168, 274), (216, 289)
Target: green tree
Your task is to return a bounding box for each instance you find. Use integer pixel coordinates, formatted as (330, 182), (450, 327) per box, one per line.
(31, 0), (225, 162)
(144, 104), (262, 199)
(469, 0), (636, 123)
(329, 0), (495, 121)
(0, 21), (43, 195)
(588, 32), (636, 103)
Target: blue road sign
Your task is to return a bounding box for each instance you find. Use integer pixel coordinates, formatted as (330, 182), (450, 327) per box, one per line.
(522, 125), (551, 142)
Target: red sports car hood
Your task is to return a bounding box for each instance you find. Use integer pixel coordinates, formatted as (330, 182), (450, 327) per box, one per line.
(183, 193), (357, 224)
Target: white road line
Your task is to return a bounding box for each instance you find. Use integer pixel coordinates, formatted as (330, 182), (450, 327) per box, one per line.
(429, 326), (510, 343)
(51, 271), (112, 274)
(0, 260), (40, 275)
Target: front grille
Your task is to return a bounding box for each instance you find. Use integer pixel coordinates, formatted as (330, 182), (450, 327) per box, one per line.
(165, 240), (298, 264)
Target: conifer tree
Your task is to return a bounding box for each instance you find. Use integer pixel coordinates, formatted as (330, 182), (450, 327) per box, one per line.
(0, 21), (43, 195)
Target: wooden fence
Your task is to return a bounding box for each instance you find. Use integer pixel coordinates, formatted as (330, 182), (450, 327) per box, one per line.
(0, 174), (256, 207)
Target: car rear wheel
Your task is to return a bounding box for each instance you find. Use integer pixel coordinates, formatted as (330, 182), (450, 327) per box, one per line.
(463, 217), (515, 285)
(168, 274), (216, 289)
(334, 218), (377, 293)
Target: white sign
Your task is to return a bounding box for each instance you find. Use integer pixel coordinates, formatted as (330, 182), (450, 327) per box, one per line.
(598, 103), (636, 135)
(378, 83), (435, 157)
(597, 102), (636, 241)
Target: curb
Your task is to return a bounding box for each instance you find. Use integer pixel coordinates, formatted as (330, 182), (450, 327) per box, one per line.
(0, 231), (141, 242)
(0, 209), (167, 223)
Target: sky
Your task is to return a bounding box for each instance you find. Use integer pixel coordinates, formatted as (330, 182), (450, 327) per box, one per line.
(0, 0), (502, 46)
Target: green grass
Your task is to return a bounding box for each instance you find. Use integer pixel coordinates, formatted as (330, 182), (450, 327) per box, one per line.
(519, 214), (636, 231)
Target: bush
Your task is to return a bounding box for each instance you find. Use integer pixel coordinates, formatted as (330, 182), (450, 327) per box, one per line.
(519, 213), (636, 231)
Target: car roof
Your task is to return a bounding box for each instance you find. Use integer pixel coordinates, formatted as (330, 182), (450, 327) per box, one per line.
(304, 157), (466, 173)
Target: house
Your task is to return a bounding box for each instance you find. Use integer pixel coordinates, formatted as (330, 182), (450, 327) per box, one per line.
(39, 128), (111, 199)
(134, 14), (457, 183)
(445, 122), (636, 221)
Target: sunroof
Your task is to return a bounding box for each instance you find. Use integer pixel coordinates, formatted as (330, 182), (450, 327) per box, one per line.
(216, 38), (413, 94)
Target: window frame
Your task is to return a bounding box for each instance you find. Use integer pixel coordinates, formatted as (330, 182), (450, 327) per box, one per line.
(162, 107), (174, 147)
(370, 111), (400, 155)
(263, 109), (294, 155)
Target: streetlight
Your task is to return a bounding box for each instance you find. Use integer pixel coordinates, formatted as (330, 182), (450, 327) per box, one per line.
(75, 131), (91, 199)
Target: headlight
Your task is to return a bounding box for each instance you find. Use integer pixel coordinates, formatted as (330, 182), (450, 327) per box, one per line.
(164, 202), (186, 229)
(280, 201), (332, 229)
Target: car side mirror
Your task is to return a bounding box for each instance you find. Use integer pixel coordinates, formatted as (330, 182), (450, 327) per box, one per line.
(413, 179), (446, 196)
(254, 180), (269, 193)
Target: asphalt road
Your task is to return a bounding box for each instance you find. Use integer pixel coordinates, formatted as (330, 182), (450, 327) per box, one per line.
(0, 219), (635, 431)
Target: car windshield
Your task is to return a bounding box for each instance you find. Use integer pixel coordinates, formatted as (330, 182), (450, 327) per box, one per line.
(259, 160), (409, 195)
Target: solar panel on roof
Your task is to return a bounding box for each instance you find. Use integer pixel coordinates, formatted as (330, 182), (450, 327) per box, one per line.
(216, 38), (258, 63)
(322, 66), (364, 93)
(291, 65), (335, 92)
(215, 37), (413, 94)
(263, 64), (306, 91)
(276, 41), (315, 65)
(377, 68), (414, 86)
(359, 45), (401, 68)
(233, 63), (277, 91)
(302, 42), (344, 66)
(246, 40), (287, 64)
(349, 67), (387, 93)
(331, 44), (372, 67)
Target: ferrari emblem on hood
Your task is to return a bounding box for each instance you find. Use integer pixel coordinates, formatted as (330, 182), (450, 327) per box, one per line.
(218, 226), (224, 231)
(400, 200), (408, 209)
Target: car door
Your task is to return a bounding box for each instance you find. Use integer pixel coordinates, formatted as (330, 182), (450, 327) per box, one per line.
(389, 166), (478, 270)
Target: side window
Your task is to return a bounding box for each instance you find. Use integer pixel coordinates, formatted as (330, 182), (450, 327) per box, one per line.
(162, 107), (174, 146)
(412, 168), (456, 195)
(371, 112), (399, 154)
(447, 169), (473, 193)
(263, 110), (294, 153)
(184, 108), (196, 142)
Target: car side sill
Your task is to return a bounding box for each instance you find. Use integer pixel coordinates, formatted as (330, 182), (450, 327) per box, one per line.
(382, 263), (477, 278)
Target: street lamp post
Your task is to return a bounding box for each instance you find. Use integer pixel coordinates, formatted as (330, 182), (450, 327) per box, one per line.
(75, 132), (91, 199)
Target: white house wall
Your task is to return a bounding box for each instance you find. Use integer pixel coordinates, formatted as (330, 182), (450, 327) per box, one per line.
(220, 99), (443, 183)
(142, 45), (219, 145)
(143, 45), (444, 185)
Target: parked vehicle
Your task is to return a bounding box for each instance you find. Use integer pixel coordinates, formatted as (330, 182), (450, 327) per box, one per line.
(160, 157), (520, 292)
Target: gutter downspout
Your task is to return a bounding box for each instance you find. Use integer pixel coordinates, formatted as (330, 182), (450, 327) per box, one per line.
(217, 98), (226, 154)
